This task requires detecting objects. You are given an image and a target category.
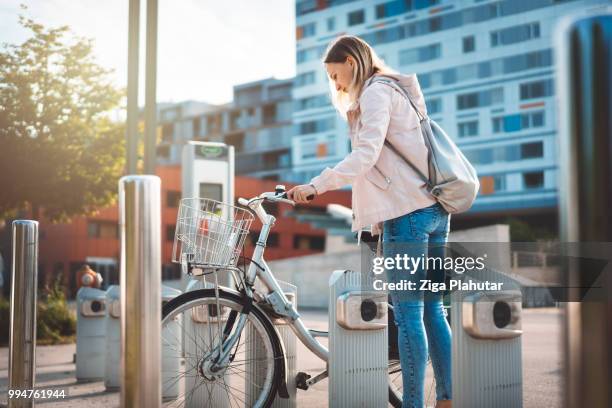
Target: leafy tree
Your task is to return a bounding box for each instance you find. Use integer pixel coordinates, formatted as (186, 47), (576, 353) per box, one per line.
(0, 10), (125, 222)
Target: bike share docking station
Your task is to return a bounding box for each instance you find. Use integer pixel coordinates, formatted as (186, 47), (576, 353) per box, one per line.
(328, 270), (389, 408)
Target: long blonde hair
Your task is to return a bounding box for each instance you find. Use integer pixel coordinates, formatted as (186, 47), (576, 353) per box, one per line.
(323, 35), (396, 120)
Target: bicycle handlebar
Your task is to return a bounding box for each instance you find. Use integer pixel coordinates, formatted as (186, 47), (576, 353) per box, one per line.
(237, 191), (314, 208)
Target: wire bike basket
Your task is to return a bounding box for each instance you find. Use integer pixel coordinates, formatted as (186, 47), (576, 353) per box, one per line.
(172, 198), (254, 270)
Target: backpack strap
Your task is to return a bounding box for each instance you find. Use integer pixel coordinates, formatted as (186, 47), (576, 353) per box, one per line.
(366, 75), (433, 190)
(368, 75), (427, 121)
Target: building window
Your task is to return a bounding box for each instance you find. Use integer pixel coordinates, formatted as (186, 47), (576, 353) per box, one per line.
(293, 234), (325, 250)
(521, 141), (543, 159)
(297, 22), (316, 39)
(192, 118), (201, 137)
(493, 174), (506, 191)
(491, 22), (540, 47)
(523, 171), (544, 189)
(426, 98), (441, 114)
(399, 43), (441, 65)
(166, 191), (181, 208)
(166, 225), (175, 242)
(493, 111), (545, 133)
(299, 117), (335, 135)
(348, 9), (365, 26)
(458, 120), (478, 138)
(521, 111), (545, 129)
(87, 221), (118, 239)
(161, 123), (174, 142)
(327, 17), (335, 31)
(456, 87), (503, 110)
(296, 71), (316, 87)
(462, 36), (475, 53)
(262, 104), (277, 125)
(268, 233), (280, 247)
(520, 79), (553, 100)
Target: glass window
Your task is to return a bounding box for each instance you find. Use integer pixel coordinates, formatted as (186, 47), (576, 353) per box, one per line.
(166, 191), (181, 208)
(458, 120), (478, 138)
(521, 141), (543, 159)
(531, 111), (544, 127)
(463, 36), (475, 53)
(296, 71), (316, 87)
(491, 22), (540, 47)
(492, 117), (503, 133)
(348, 9), (365, 26)
(327, 17), (335, 31)
(399, 43), (441, 65)
(520, 79), (553, 100)
(503, 114), (521, 132)
(504, 145), (521, 161)
(426, 98), (441, 114)
(298, 22), (316, 39)
(523, 171), (544, 189)
(493, 174), (506, 191)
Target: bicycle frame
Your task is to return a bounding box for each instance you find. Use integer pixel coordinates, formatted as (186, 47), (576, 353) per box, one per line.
(246, 195), (330, 361)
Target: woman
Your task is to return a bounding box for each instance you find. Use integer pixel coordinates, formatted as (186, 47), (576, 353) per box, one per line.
(287, 35), (452, 408)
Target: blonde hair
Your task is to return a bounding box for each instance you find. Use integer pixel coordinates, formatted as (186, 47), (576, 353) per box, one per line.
(323, 35), (396, 120)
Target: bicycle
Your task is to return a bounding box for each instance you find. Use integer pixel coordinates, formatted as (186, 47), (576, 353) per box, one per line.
(160, 185), (409, 407)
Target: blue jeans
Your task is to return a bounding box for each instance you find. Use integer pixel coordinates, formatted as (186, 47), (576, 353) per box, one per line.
(383, 203), (452, 408)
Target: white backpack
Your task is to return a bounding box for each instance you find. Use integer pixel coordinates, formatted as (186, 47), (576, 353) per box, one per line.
(372, 75), (480, 214)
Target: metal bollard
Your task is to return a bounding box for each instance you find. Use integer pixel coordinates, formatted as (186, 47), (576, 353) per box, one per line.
(246, 280), (297, 407)
(328, 270), (388, 408)
(556, 9), (612, 408)
(8, 220), (38, 408)
(119, 175), (162, 408)
(75, 286), (107, 382)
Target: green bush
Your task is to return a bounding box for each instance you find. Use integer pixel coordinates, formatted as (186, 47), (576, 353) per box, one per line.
(0, 279), (76, 346)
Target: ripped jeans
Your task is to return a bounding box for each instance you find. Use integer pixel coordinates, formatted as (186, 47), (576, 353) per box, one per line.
(383, 202), (452, 408)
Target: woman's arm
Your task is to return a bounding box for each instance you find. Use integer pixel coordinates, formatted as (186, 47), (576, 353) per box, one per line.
(309, 83), (393, 195)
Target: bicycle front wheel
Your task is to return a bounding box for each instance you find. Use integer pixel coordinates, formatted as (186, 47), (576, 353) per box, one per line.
(161, 288), (284, 408)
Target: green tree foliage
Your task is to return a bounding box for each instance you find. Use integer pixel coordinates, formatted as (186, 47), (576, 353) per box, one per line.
(0, 11), (125, 222)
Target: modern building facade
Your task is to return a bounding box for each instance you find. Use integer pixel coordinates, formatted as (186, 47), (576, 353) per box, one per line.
(158, 78), (297, 182)
(293, 0), (607, 231)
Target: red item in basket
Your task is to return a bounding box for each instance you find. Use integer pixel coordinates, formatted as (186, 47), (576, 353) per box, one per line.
(198, 218), (209, 235)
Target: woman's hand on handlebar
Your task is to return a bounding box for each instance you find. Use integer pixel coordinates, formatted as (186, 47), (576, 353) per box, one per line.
(287, 184), (317, 204)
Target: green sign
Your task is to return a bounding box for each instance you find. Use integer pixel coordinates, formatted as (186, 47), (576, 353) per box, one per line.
(194, 144), (228, 160)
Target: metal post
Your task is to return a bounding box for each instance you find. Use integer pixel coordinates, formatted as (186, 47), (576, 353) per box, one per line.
(144, 0), (158, 175)
(119, 176), (162, 408)
(126, 0), (140, 174)
(556, 9), (612, 408)
(8, 220), (38, 408)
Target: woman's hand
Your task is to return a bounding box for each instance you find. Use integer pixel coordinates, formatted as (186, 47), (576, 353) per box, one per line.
(287, 184), (317, 204)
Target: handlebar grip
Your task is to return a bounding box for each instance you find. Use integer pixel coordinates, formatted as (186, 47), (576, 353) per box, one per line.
(238, 197), (249, 206)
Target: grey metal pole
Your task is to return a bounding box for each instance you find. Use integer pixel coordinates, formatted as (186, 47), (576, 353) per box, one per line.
(556, 9), (612, 408)
(126, 0), (140, 174)
(144, 0), (158, 175)
(8, 220), (38, 408)
(119, 176), (162, 408)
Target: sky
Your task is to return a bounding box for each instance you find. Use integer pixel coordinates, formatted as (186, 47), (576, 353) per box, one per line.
(0, 0), (297, 105)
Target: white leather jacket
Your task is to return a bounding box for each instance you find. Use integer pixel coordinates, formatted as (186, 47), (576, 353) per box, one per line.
(309, 73), (436, 241)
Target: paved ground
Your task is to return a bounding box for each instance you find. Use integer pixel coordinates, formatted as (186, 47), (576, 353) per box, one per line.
(0, 308), (562, 407)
